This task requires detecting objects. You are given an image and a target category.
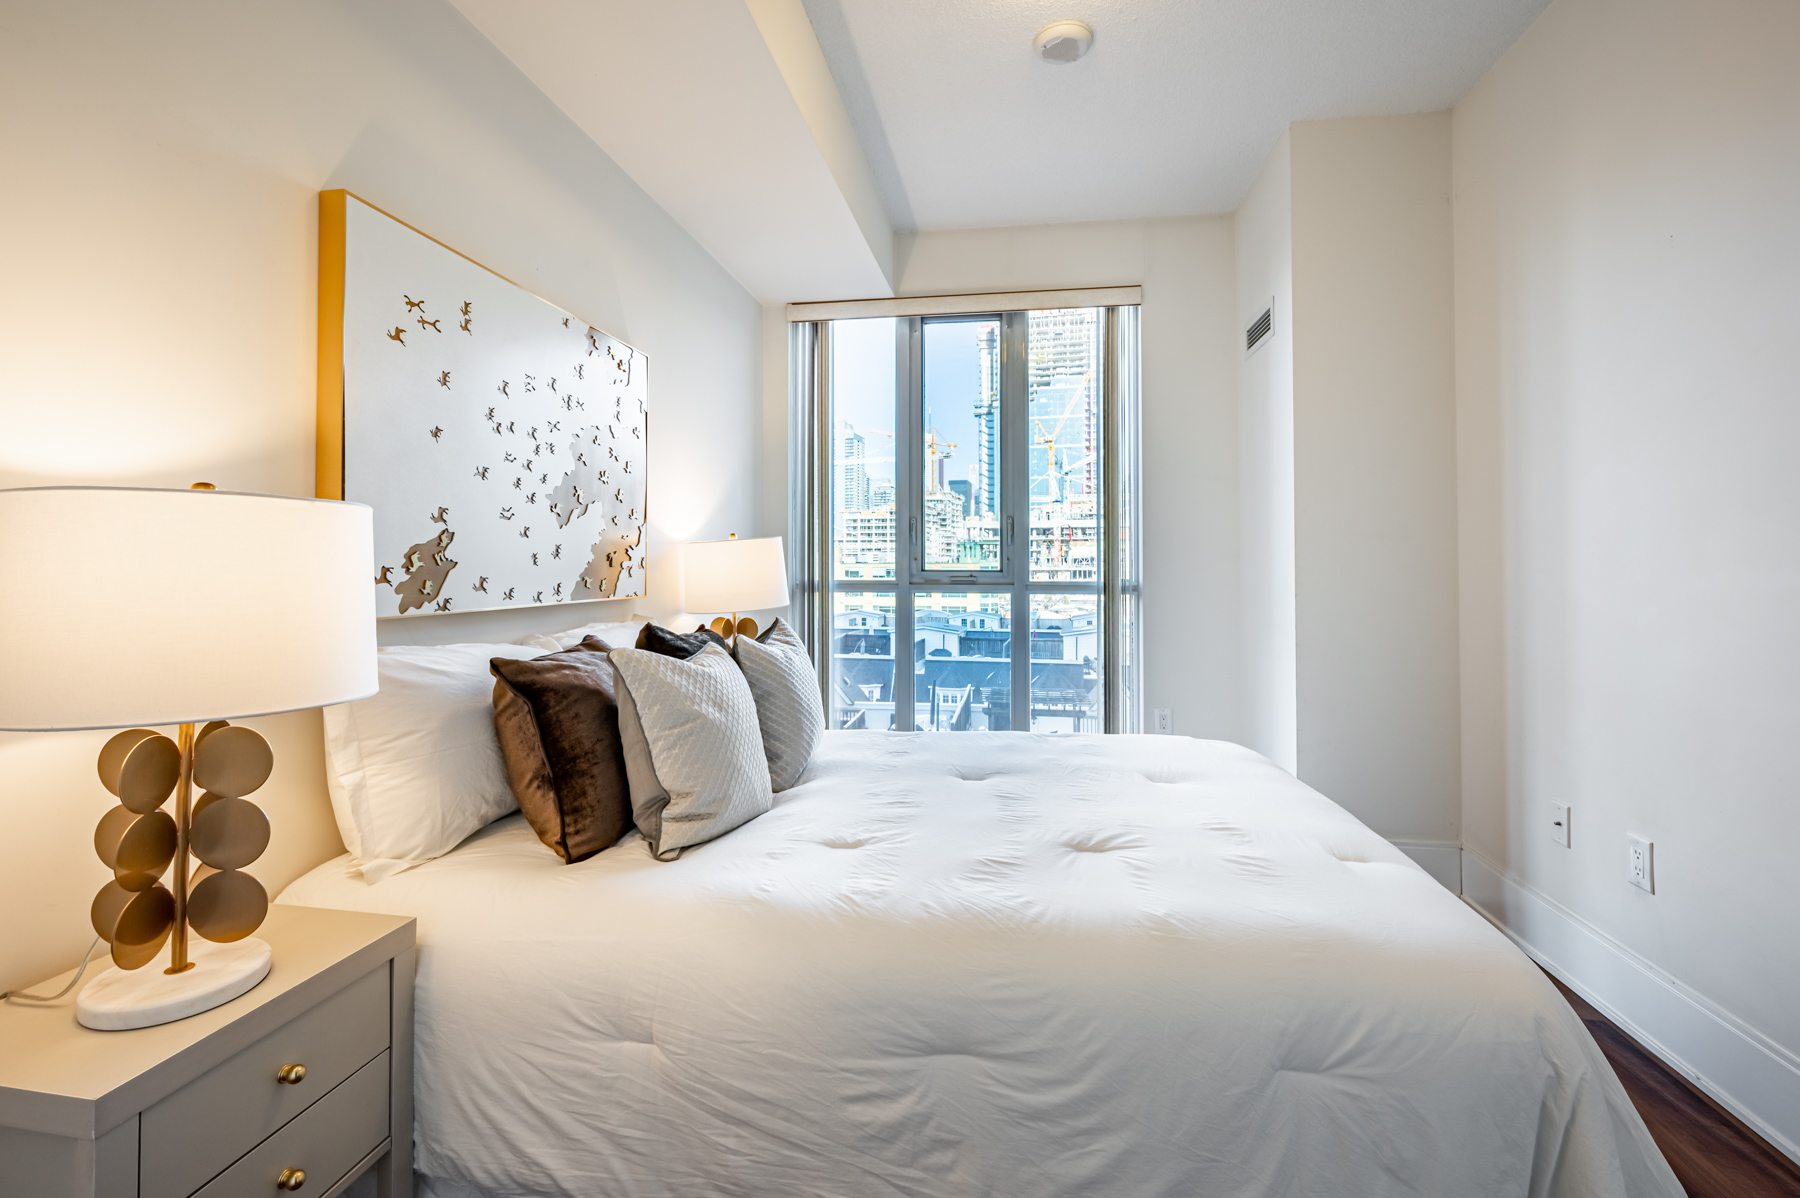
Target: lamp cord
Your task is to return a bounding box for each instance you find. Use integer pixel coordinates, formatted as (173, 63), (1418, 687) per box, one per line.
(2, 936), (105, 1005)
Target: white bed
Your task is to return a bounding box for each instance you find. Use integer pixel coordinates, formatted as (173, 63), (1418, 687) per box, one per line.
(281, 731), (1680, 1198)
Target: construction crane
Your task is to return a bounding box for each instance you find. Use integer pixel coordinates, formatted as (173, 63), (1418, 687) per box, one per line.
(924, 426), (958, 491)
(1033, 419), (1092, 506)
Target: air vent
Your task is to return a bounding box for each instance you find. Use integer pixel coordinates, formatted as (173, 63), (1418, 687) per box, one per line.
(1246, 306), (1272, 354)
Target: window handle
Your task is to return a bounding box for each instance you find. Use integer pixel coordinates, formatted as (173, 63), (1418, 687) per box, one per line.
(1006, 515), (1015, 545)
(909, 516), (918, 545)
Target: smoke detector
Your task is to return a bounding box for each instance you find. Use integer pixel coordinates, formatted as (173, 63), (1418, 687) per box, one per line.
(1033, 20), (1092, 64)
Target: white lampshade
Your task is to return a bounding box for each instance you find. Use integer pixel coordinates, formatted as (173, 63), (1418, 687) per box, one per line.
(0, 487), (378, 731)
(683, 535), (788, 615)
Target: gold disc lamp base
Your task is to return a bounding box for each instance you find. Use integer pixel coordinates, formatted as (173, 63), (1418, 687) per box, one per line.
(709, 614), (759, 640)
(81, 717), (276, 1030)
(76, 936), (271, 1031)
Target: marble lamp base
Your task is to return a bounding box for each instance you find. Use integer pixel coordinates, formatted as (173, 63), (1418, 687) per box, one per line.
(76, 937), (272, 1031)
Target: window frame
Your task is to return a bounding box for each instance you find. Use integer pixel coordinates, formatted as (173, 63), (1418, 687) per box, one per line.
(790, 303), (1141, 734)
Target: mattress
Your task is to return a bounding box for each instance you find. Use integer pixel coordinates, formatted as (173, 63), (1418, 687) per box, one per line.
(280, 731), (1680, 1198)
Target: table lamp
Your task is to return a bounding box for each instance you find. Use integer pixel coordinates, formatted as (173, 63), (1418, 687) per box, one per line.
(683, 534), (788, 639)
(0, 485), (376, 1030)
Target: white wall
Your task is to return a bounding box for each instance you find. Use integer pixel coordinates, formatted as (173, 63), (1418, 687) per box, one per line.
(1233, 135), (1298, 771)
(892, 218), (1242, 742)
(0, 0), (764, 994)
(1291, 115), (1461, 845)
(1454, 0), (1800, 1154)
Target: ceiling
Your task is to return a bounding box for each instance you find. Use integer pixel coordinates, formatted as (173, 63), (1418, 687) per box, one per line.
(803, 0), (1550, 230)
(451, 0), (1549, 302)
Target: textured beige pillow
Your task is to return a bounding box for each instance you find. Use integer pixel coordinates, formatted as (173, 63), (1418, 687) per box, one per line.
(732, 619), (824, 792)
(609, 643), (772, 860)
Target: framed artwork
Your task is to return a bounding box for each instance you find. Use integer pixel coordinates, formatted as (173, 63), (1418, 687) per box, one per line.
(317, 190), (647, 617)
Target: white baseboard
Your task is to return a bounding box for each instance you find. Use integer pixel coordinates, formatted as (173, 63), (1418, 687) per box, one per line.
(1391, 840), (1462, 893)
(1462, 848), (1800, 1168)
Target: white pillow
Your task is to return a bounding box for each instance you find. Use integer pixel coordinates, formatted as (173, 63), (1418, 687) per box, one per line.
(610, 644), (772, 860)
(514, 614), (655, 654)
(322, 641), (543, 883)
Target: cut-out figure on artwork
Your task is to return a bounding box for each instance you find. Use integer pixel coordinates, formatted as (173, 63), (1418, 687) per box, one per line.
(486, 407), (496, 420)
(531, 552), (539, 566)
(438, 371), (451, 389)
(418, 317), (441, 333)
(474, 466), (489, 480)
(474, 576), (488, 593)
(375, 565), (394, 586)
(404, 295), (425, 312)
(434, 598), (453, 612)
(554, 582), (563, 598)
(520, 526), (530, 538)
(430, 506), (449, 524)
(460, 301), (472, 317)
(500, 507), (514, 520)
(552, 544), (562, 561)
(429, 426), (444, 441)
(498, 380), (510, 397)
(387, 327), (406, 345)
(503, 587), (515, 601)
(534, 591), (544, 604)
(459, 317), (472, 334)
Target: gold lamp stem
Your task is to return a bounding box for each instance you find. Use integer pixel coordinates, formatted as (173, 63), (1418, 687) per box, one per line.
(167, 722), (196, 975)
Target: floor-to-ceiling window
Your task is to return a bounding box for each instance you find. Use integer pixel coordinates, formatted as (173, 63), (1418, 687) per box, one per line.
(790, 301), (1140, 733)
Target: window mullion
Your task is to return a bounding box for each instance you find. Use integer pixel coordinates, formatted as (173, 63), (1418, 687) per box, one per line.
(893, 316), (919, 725)
(1002, 311), (1031, 726)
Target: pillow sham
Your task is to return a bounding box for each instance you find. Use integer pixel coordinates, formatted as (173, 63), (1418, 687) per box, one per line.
(514, 614), (654, 654)
(732, 619), (825, 791)
(635, 622), (729, 659)
(610, 643), (772, 860)
(490, 637), (633, 864)
(323, 641), (543, 883)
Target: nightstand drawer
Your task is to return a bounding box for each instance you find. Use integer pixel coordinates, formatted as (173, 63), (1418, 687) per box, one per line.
(141, 965), (389, 1198)
(192, 1050), (389, 1198)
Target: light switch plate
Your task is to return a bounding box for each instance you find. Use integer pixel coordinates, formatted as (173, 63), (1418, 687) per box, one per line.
(1627, 835), (1654, 893)
(1550, 802), (1570, 847)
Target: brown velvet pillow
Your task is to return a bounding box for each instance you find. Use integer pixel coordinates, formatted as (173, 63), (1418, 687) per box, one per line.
(635, 622), (729, 659)
(490, 637), (632, 863)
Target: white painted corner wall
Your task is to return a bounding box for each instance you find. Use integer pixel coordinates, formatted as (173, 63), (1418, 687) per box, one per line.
(1290, 115), (1462, 846)
(1233, 133), (1298, 774)
(0, 0), (765, 995)
(1452, 0), (1800, 1163)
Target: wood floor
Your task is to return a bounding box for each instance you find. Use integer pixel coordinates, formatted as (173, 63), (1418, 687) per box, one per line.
(1547, 974), (1800, 1198)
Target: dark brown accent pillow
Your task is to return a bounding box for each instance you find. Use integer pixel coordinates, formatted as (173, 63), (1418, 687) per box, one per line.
(490, 637), (632, 864)
(635, 622), (729, 659)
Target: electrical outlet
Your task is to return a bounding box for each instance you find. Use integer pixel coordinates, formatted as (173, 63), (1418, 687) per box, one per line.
(1550, 802), (1570, 847)
(1627, 835), (1654, 893)
(1154, 708), (1173, 734)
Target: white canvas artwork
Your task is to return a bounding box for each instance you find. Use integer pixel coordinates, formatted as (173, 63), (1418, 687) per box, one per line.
(329, 193), (647, 617)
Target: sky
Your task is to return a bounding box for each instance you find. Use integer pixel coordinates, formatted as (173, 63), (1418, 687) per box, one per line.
(831, 316), (992, 490)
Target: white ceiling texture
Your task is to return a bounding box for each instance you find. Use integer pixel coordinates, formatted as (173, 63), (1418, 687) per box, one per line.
(453, 0), (1548, 302)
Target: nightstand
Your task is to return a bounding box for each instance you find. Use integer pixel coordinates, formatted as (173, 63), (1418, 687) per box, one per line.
(0, 905), (415, 1198)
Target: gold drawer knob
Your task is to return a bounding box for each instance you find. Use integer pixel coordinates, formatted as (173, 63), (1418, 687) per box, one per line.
(276, 1063), (307, 1085)
(277, 1168), (306, 1191)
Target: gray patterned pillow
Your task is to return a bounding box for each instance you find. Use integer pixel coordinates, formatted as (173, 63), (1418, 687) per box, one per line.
(608, 643), (771, 860)
(732, 620), (824, 792)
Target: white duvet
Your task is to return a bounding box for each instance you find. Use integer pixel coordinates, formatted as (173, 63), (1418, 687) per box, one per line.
(281, 732), (1680, 1198)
